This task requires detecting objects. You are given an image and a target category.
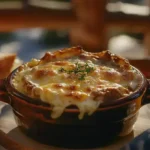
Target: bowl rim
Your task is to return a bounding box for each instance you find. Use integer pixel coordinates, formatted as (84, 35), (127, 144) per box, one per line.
(5, 66), (147, 112)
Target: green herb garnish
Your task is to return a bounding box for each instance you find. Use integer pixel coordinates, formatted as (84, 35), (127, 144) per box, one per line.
(59, 67), (66, 73)
(58, 62), (95, 80)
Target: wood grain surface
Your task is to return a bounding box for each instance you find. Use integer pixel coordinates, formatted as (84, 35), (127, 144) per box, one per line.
(0, 130), (35, 150)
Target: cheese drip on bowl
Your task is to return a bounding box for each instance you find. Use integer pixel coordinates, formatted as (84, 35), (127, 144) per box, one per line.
(12, 47), (142, 119)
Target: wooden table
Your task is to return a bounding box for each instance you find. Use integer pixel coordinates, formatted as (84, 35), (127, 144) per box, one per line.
(0, 8), (77, 31)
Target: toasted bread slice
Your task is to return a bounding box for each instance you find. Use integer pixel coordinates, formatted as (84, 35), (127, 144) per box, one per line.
(0, 53), (16, 79)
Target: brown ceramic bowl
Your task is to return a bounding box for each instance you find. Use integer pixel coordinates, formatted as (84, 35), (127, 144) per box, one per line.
(0, 66), (150, 149)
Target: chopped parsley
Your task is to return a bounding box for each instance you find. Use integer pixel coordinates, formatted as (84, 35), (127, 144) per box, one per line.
(59, 62), (95, 80)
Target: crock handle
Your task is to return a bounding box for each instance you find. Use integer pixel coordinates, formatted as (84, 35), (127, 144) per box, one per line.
(147, 79), (150, 94)
(0, 79), (10, 104)
(142, 79), (150, 105)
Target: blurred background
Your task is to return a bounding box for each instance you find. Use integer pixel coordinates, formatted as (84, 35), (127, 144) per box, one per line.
(0, 0), (150, 75)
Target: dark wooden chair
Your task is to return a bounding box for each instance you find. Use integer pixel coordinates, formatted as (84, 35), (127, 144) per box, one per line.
(70, 0), (150, 53)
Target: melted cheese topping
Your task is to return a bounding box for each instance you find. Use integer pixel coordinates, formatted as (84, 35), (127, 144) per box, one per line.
(12, 47), (142, 119)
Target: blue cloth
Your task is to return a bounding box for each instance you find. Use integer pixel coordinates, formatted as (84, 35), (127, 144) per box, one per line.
(120, 129), (150, 150)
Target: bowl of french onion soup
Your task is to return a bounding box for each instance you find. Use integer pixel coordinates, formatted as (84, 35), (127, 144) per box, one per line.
(0, 46), (149, 148)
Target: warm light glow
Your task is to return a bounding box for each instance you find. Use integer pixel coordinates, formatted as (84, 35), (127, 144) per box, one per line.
(28, 0), (71, 10)
(0, 1), (22, 9)
(106, 2), (150, 16)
